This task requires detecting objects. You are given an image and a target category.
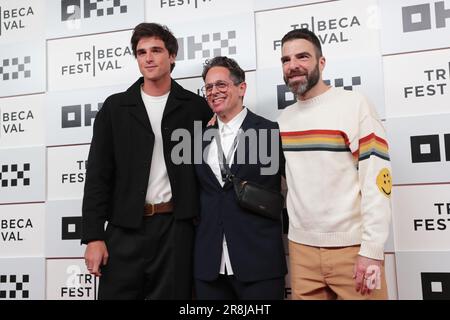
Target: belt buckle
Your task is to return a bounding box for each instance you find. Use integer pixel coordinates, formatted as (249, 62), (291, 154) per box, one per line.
(148, 203), (156, 216)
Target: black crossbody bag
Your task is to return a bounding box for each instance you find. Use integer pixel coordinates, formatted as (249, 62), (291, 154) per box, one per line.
(215, 129), (284, 220)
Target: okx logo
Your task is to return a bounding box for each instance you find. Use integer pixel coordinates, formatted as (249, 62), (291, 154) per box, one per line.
(402, 1), (450, 32)
(61, 0), (127, 21)
(410, 134), (450, 163)
(0, 164), (30, 187)
(421, 272), (450, 299)
(0, 274), (30, 299)
(61, 103), (102, 128)
(324, 76), (361, 91)
(0, 57), (31, 81)
(176, 31), (237, 61)
(61, 216), (82, 240)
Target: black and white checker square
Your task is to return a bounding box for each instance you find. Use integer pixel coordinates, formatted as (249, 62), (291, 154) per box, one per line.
(0, 275), (30, 299)
(0, 163), (31, 187)
(324, 76), (361, 91)
(0, 57), (31, 81)
(92, 0), (127, 16)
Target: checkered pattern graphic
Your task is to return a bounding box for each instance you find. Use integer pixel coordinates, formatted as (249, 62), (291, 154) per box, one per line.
(0, 275), (30, 299)
(0, 163), (31, 187)
(324, 76), (361, 91)
(0, 57), (31, 81)
(213, 31), (236, 57)
(92, 0), (127, 17)
(199, 31), (237, 58)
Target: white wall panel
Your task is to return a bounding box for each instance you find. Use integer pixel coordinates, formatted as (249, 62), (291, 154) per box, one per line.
(380, 0), (450, 54)
(256, 0), (382, 69)
(0, 0), (45, 44)
(386, 114), (450, 185)
(47, 30), (140, 91)
(46, 84), (128, 146)
(47, 145), (90, 200)
(45, 199), (85, 258)
(0, 203), (45, 257)
(0, 257), (45, 299)
(0, 94), (45, 148)
(384, 48), (450, 117)
(170, 13), (256, 79)
(392, 184), (450, 251)
(0, 146), (45, 204)
(396, 251), (450, 299)
(145, 0), (254, 23)
(46, 259), (96, 300)
(0, 41), (46, 97)
(46, 0), (144, 39)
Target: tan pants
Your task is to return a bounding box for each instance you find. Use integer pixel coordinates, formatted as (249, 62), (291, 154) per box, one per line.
(288, 241), (388, 300)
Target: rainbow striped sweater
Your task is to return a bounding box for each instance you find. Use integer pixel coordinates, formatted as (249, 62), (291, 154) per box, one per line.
(277, 87), (392, 260)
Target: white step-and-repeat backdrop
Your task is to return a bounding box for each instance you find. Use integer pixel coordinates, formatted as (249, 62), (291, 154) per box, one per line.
(0, 0), (449, 300)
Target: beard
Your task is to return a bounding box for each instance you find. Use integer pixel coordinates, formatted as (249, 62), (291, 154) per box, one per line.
(284, 63), (320, 97)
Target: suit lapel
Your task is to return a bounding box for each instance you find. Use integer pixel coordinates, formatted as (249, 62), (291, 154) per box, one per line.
(201, 125), (223, 189)
(229, 109), (260, 178)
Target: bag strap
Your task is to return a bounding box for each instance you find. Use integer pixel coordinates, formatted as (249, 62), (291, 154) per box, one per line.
(214, 128), (241, 183)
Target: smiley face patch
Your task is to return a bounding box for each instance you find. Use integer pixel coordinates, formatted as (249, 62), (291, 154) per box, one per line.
(376, 168), (392, 197)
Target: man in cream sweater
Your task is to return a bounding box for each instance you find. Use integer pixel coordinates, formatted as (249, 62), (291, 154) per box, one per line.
(277, 28), (392, 299)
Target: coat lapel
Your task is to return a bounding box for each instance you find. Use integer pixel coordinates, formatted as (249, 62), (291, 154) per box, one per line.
(122, 78), (153, 134)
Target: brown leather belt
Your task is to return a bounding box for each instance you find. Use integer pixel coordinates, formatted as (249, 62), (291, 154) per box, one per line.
(144, 200), (174, 216)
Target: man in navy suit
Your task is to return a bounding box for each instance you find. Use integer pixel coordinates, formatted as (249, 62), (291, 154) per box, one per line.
(194, 56), (287, 300)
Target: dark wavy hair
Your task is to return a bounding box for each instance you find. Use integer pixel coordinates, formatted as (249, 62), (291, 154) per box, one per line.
(131, 22), (178, 71)
(201, 56), (245, 84)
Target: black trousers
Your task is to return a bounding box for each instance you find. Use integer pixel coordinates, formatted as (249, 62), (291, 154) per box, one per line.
(195, 275), (285, 300)
(98, 214), (194, 300)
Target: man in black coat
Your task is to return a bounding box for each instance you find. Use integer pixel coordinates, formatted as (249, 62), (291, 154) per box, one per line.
(81, 22), (212, 299)
(194, 56), (287, 299)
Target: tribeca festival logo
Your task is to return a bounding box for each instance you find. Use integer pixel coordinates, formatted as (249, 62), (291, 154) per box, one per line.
(0, 163), (30, 188)
(1, 217), (33, 242)
(61, 0), (127, 29)
(403, 62), (449, 98)
(176, 31), (237, 61)
(61, 216), (82, 240)
(0, 5), (34, 36)
(410, 134), (450, 163)
(1, 108), (35, 138)
(0, 56), (31, 81)
(413, 202), (450, 231)
(402, 1), (450, 32)
(160, 0), (213, 9)
(62, 265), (95, 299)
(421, 272), (450, 299)
(0, 275), (30, 299)
(273, 15), (362, 50)
(61, 103), (102, 128)
(277, 76), (362, 109)
(61, 45), (132, 77)
(62, 159), (87, 184)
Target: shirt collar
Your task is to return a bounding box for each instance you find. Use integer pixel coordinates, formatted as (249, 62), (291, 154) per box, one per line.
(217, 107), (247, 136)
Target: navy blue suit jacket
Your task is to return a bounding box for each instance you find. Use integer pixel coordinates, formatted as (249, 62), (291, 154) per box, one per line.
(194, 110), (287, 282)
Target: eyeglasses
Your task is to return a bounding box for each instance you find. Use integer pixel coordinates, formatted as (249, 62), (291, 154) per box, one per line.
(201, 80), (236, 97)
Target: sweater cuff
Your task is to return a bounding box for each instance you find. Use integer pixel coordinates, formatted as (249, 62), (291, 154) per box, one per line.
(359, 241), (385, 260)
